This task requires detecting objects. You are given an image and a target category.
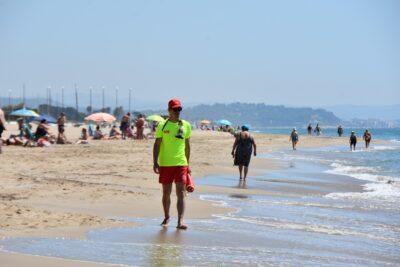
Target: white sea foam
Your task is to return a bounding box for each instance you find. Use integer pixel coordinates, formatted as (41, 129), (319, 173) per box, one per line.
(326, 182), (400, 201)
(214, 214), (396, 242)
(325, 162), (400, 201)
(325, 163), (396, 183)
(371, 145), (398, 151)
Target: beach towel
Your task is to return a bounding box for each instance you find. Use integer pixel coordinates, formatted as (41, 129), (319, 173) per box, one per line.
(186, 173), (195, 193)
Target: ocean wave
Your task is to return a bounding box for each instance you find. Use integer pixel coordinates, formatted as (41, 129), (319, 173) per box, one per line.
(214, 214), (396, 242)
(325, 163), (397, 183)
(371, 145), (398, 151)
(325, 162), (400, 201)
(326, 182), (400, 201)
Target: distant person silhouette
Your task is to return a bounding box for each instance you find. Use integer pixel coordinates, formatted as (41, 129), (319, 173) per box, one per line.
(314, 123), (322, 136)
(363, 129), (372, 149)
(290, 128), (299, 150)
(349, 131), (357, 151)
(337, 125), (344, 137)
(307, 124), (312, 135)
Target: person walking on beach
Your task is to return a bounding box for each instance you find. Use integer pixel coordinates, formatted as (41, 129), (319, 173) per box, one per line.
(314, 123), (322, 136)
(350, 131), (357, 151)
(337, 125), (344, 137)
(363, 129), (372, 149)
(290, 128), (299, 150)
(153, 99), (192, 230)
(232, 125), (257, 180)
(307, 124), (312, 135)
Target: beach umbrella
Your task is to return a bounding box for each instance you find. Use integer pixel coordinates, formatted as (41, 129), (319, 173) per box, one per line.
(10, 108), (39, 117)
(30, 114), (57, 124)
(200, 119), (211, 124)
(146, 114), (164, 122)
(84, 112), (116, 124)
(217, 119), (232, 126)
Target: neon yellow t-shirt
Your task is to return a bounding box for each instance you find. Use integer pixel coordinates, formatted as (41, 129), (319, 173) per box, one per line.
(156, 119), (191, 166)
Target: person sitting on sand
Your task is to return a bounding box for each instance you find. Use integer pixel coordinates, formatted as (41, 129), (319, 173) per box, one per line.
(93, 125), (105, 140)
(18, 119), (35, 146)
(153, 98), (192, 230)
(109, 125), (121, 139)
(231, 125), (257, 180)
(363, 129), (372, 149)
(350, 131), (357, 151)
(35, 119), (50, 141)
(77, 128), (89, 144)
(290, 128), (299, 150)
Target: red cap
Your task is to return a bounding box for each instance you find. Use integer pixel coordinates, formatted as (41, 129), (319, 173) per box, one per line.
(168, 98), (182, 109)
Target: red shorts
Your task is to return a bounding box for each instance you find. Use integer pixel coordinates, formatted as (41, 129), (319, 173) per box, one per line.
(159, 166), (188, 184)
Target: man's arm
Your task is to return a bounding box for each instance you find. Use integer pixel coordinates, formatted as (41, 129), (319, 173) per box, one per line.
(153, 138), (162, 174)
(185, 138), (190, 165)
(253, 138), (257, 156)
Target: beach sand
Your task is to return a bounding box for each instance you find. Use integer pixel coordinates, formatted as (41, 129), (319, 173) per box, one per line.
(0, 123), (362, 266)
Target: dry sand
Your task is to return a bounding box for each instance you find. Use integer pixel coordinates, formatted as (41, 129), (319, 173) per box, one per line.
(0, 123), (358, 266)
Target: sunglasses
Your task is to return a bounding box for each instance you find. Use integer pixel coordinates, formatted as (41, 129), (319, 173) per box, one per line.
(172, 107), (182, 112)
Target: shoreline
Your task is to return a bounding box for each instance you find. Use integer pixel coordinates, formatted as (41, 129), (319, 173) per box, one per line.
(0, 126), (389, 265)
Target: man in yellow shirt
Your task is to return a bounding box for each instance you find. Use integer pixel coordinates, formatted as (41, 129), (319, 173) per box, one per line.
(153, 99), (191, 230)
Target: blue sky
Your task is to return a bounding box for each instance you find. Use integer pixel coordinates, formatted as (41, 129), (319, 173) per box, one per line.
(0, 0), (399, 108)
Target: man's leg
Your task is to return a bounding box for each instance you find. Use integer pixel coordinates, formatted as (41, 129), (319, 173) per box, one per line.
(175, 182), (187, 229)
(239, 165), (243, 180)
(161, 183), (172, 226)
(244, 166), (249, 180)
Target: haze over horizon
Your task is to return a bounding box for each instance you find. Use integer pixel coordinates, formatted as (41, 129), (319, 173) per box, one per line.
(1, 0), (399, 107)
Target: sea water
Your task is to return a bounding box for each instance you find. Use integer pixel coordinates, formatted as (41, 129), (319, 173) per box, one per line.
(1, 130), (399, 266)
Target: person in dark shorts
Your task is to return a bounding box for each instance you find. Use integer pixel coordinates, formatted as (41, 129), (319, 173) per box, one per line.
(232, 125), (257, 180)
(363, 129), (372, 149)
(153, 99), (192, 230)
(337, 125), (344, 137)
(349, 131), (357, 151)
(307, 124), (312, 135)
(120, 112), (131, 139)
(290, 128), (299, 150)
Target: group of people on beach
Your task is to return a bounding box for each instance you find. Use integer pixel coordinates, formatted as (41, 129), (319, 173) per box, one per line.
(0, 110), (158, 149)
(349, 129), (372, 151)
(298, 124), (373, 151)
(0, 112), (71, 148)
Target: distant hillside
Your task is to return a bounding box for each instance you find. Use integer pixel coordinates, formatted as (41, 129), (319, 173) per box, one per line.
(324, 104), (400, 120)
(143, 103), (341, 127)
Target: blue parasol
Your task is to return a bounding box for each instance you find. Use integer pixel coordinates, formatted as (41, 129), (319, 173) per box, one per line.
(10, 108), (40, 117)
(217, 119), (232, 126)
